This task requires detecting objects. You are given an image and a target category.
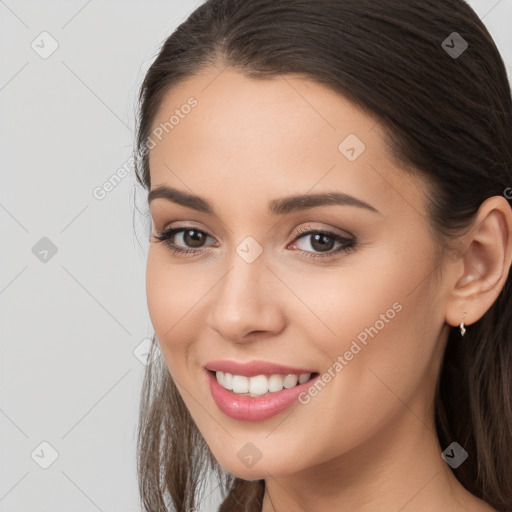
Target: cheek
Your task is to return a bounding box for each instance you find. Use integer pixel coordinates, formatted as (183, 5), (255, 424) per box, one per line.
(145, 249), (170, 334)
(145, 248), (212, 372)
(145, 249), (190, 360)
(272, 259), (440, 465)
(145, 248), (199, 321)
(294, 246), (439, 399)
(290, 253), (402, 342)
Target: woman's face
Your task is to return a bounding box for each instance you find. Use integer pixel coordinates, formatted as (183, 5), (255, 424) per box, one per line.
(146, 66), (452, 479)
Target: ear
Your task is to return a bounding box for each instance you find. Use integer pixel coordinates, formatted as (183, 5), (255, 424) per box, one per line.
(445, 195), (512, 329)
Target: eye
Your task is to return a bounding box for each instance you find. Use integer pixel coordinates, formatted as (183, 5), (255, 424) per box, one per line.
(152, 225), (356, 260)
(152, 226), (215, 255)
(288, 227), (356, 259)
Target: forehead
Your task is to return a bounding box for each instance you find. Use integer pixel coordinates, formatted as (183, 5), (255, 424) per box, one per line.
(147, 67), (428, 219)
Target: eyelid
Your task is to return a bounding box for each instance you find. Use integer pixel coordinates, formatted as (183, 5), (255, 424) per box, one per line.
(153, 222), (357, 264)
(155, 222), (352, 243)
(290, 222), (355, 242)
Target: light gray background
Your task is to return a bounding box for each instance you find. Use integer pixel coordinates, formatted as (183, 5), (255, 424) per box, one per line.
(1, 1), (511, 511)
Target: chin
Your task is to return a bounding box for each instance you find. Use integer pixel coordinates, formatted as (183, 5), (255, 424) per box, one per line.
(213, 450), (297, 481)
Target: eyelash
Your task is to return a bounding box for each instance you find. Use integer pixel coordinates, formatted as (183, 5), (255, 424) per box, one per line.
(153, 225), (356, 260)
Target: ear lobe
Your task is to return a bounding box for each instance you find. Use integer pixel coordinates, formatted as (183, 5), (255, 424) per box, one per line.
(445, 196), (512, 329)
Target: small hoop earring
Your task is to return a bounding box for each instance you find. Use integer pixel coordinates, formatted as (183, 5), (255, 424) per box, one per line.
(459, 312), (467, 337)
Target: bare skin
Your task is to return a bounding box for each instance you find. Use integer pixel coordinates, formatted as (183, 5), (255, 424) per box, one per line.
(145, 65), (511, 512)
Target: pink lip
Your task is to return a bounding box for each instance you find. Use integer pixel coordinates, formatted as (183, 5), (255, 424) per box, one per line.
(204, 359), (317, 377)
(204, 368), (320, 422)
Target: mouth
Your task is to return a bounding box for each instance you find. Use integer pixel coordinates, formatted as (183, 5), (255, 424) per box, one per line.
(207, 369), (320, 398)
(204, 367), (321, 422)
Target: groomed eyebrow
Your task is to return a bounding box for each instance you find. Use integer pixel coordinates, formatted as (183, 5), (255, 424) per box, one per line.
(148, 185), (381, 215)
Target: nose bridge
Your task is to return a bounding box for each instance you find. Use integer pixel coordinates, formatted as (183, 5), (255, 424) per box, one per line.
(206, 242), (285, 340)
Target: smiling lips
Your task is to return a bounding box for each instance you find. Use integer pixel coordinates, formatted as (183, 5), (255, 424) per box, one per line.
(205, 359), (317, 396)
(204, 359), (320, 421)
(215, 370), (313, 396)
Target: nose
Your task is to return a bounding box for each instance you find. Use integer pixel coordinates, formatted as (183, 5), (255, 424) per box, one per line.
(205, 250), (286, 343)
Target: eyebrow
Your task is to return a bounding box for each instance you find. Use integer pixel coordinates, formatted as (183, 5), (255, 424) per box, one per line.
(148, 185), (381, 215)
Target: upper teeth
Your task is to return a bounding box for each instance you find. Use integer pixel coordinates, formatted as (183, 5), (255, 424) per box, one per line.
(215, 371), (312, 397)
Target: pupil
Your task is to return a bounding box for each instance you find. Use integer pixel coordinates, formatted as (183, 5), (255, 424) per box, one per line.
(311, 233), (334, 252)
(185, 230), (204, 248)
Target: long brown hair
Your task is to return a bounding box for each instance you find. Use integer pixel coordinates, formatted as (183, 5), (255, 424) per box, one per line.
(133, 1), (512, 510)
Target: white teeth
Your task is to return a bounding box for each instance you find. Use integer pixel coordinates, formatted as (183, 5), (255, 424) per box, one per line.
(283, 374), (298, 388)
(232, 375), (249, 393)
(268, 374), (284, 392)
(249, 375), (269, 395)
(223, 371), (233, 390)
(215, 371), (313, 396)
(298, 373), (311, 384)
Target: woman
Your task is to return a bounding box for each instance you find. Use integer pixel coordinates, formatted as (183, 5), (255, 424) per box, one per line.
(134, 1), (512, 510)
